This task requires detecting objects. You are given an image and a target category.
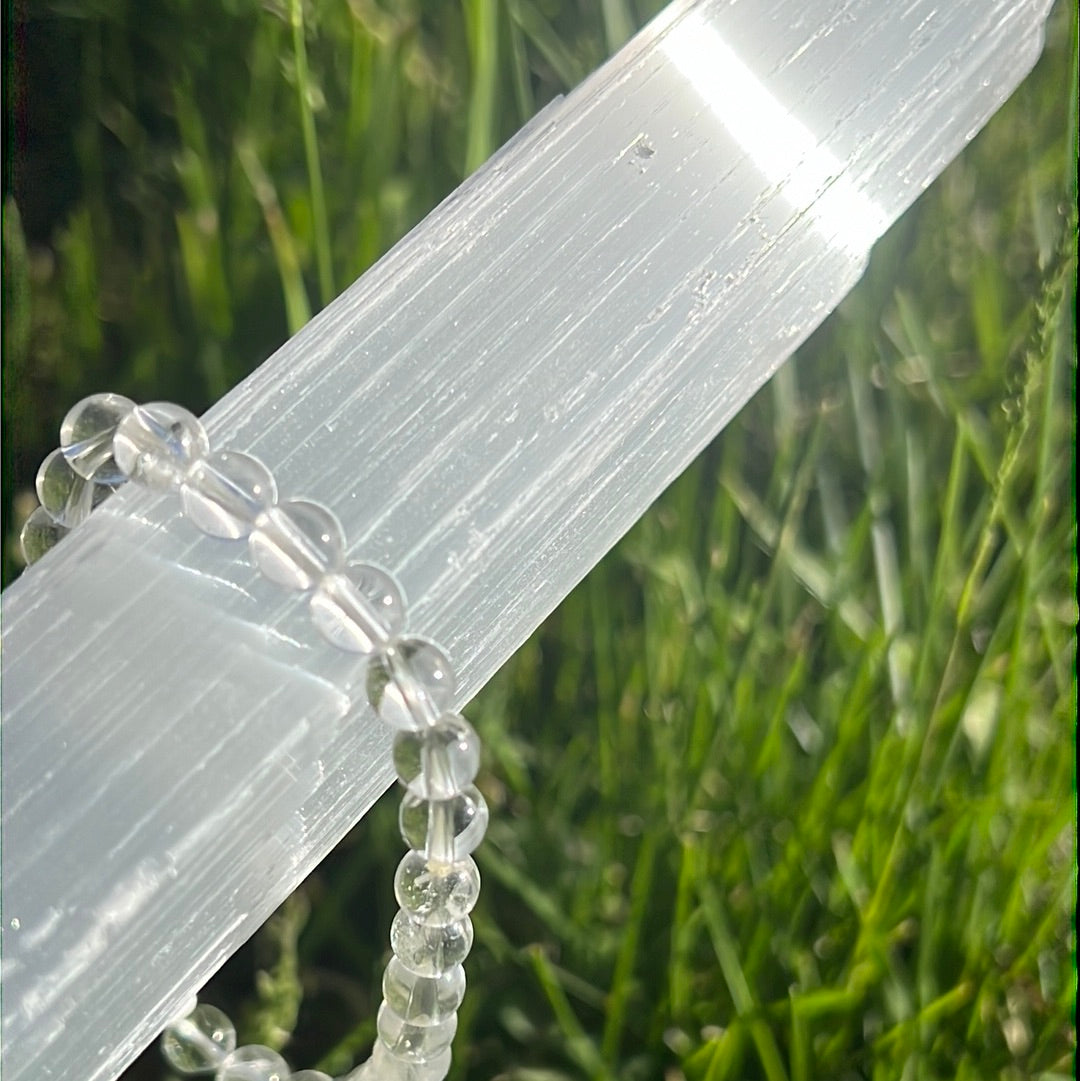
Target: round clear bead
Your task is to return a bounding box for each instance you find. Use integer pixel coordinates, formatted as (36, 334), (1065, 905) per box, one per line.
(20, 504), (70, 565)
(370, 1039), (452, 1081)
(399, 787), (488, 863)
(309, 562), (406, 653)
(161, 1003), (237, 1074)
(215, 1045), (289, 1081)
(291, 1073), (333, 1081)
(367, 638), (456, 730)
(36, 448), (114, 528)
(394, 852), (480, 926)
(249, 499), (345, 589)
(383, 956), (466, 1024)
(393, 715), (480, 799)
(59, 392), (136, 483)
(181, 451), (278, 539)
(390, 911), (474, 976)
(113, 402), (210, 490)
(377, 1001), (457, 1063)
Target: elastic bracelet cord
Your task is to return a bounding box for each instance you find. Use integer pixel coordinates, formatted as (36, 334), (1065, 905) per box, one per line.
(22, 393), (486, 1081)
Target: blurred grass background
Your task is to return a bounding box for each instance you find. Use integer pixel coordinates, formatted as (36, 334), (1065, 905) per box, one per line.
(2, 1), (1076, 1079)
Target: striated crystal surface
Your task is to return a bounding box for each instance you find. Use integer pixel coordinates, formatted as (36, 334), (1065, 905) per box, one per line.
(376, 1002), (457, 1063)
(19, 505), (70, 565)
(390, 911), (474, 977)
(161, 1003), (236, 1074)
(394, 852), (480, 926)
(174, 993), (199, 1018)
(59, 392), (136, 483)
(367, 638), (456, 730)
(113, 402), (210, 491)
(399, 787), (488, 863)
(383, 957), (466, 1024)
(310, 562), (405, 653)
(393, 715), (480, 799)
(181, 451), (278, 539)
(215, 1044), (289, 1081)
(249, 499), (345, 589)
(36, 449), (114, 528)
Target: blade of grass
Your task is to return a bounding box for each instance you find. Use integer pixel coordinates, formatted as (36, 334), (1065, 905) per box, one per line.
(698, 876), (789, 1081)
(507, 7), (535, 122)
(477, 843), (591, 950)
(463, 0), (499, 174)
(528, 946), (612, 1080)
(599, 0), (635, 55)
(237, 138), (313, 333)
(721, 471), (875, 642)
(599, 830), (658, 1068)
(702, 1024), (747, 1081)
(290, 0), (334, 306)
(507, 0), (584, 89)
(668, 842), (703, 1024)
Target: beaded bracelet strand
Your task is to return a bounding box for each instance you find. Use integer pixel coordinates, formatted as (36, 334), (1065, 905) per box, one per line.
(22, 393), (487, 1081)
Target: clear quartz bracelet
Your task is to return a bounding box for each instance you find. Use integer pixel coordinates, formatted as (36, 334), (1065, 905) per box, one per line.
(21, 393), (487, 1081)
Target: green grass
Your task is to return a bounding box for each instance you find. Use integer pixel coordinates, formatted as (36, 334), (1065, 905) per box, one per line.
(3, 2), (1075, 1080)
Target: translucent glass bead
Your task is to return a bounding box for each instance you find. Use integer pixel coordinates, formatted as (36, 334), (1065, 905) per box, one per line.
(390, 911), (474, 976)
(60, 392), (136, 483)
(215, 1045), (289, 1081)
(181, 451), (278, 539)
(399, 787), (488, 863)
(249, 499), (345, 589)
(309, 562), (406, 653)
(377, 1001), (457, 1063)
(20, 504), (70, 565)
(367, 638), (457, 730)
(393, 715), (480, 799)
(113, 401), (210, 491)
(383, 956), (466, 1024)
(370, 1040), (452, 1081)
(291, 1073), (333, 1081)
(394, 852), (480, 926)
(161, 1003), (237, 1074)
(36, 448), (114, 528)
